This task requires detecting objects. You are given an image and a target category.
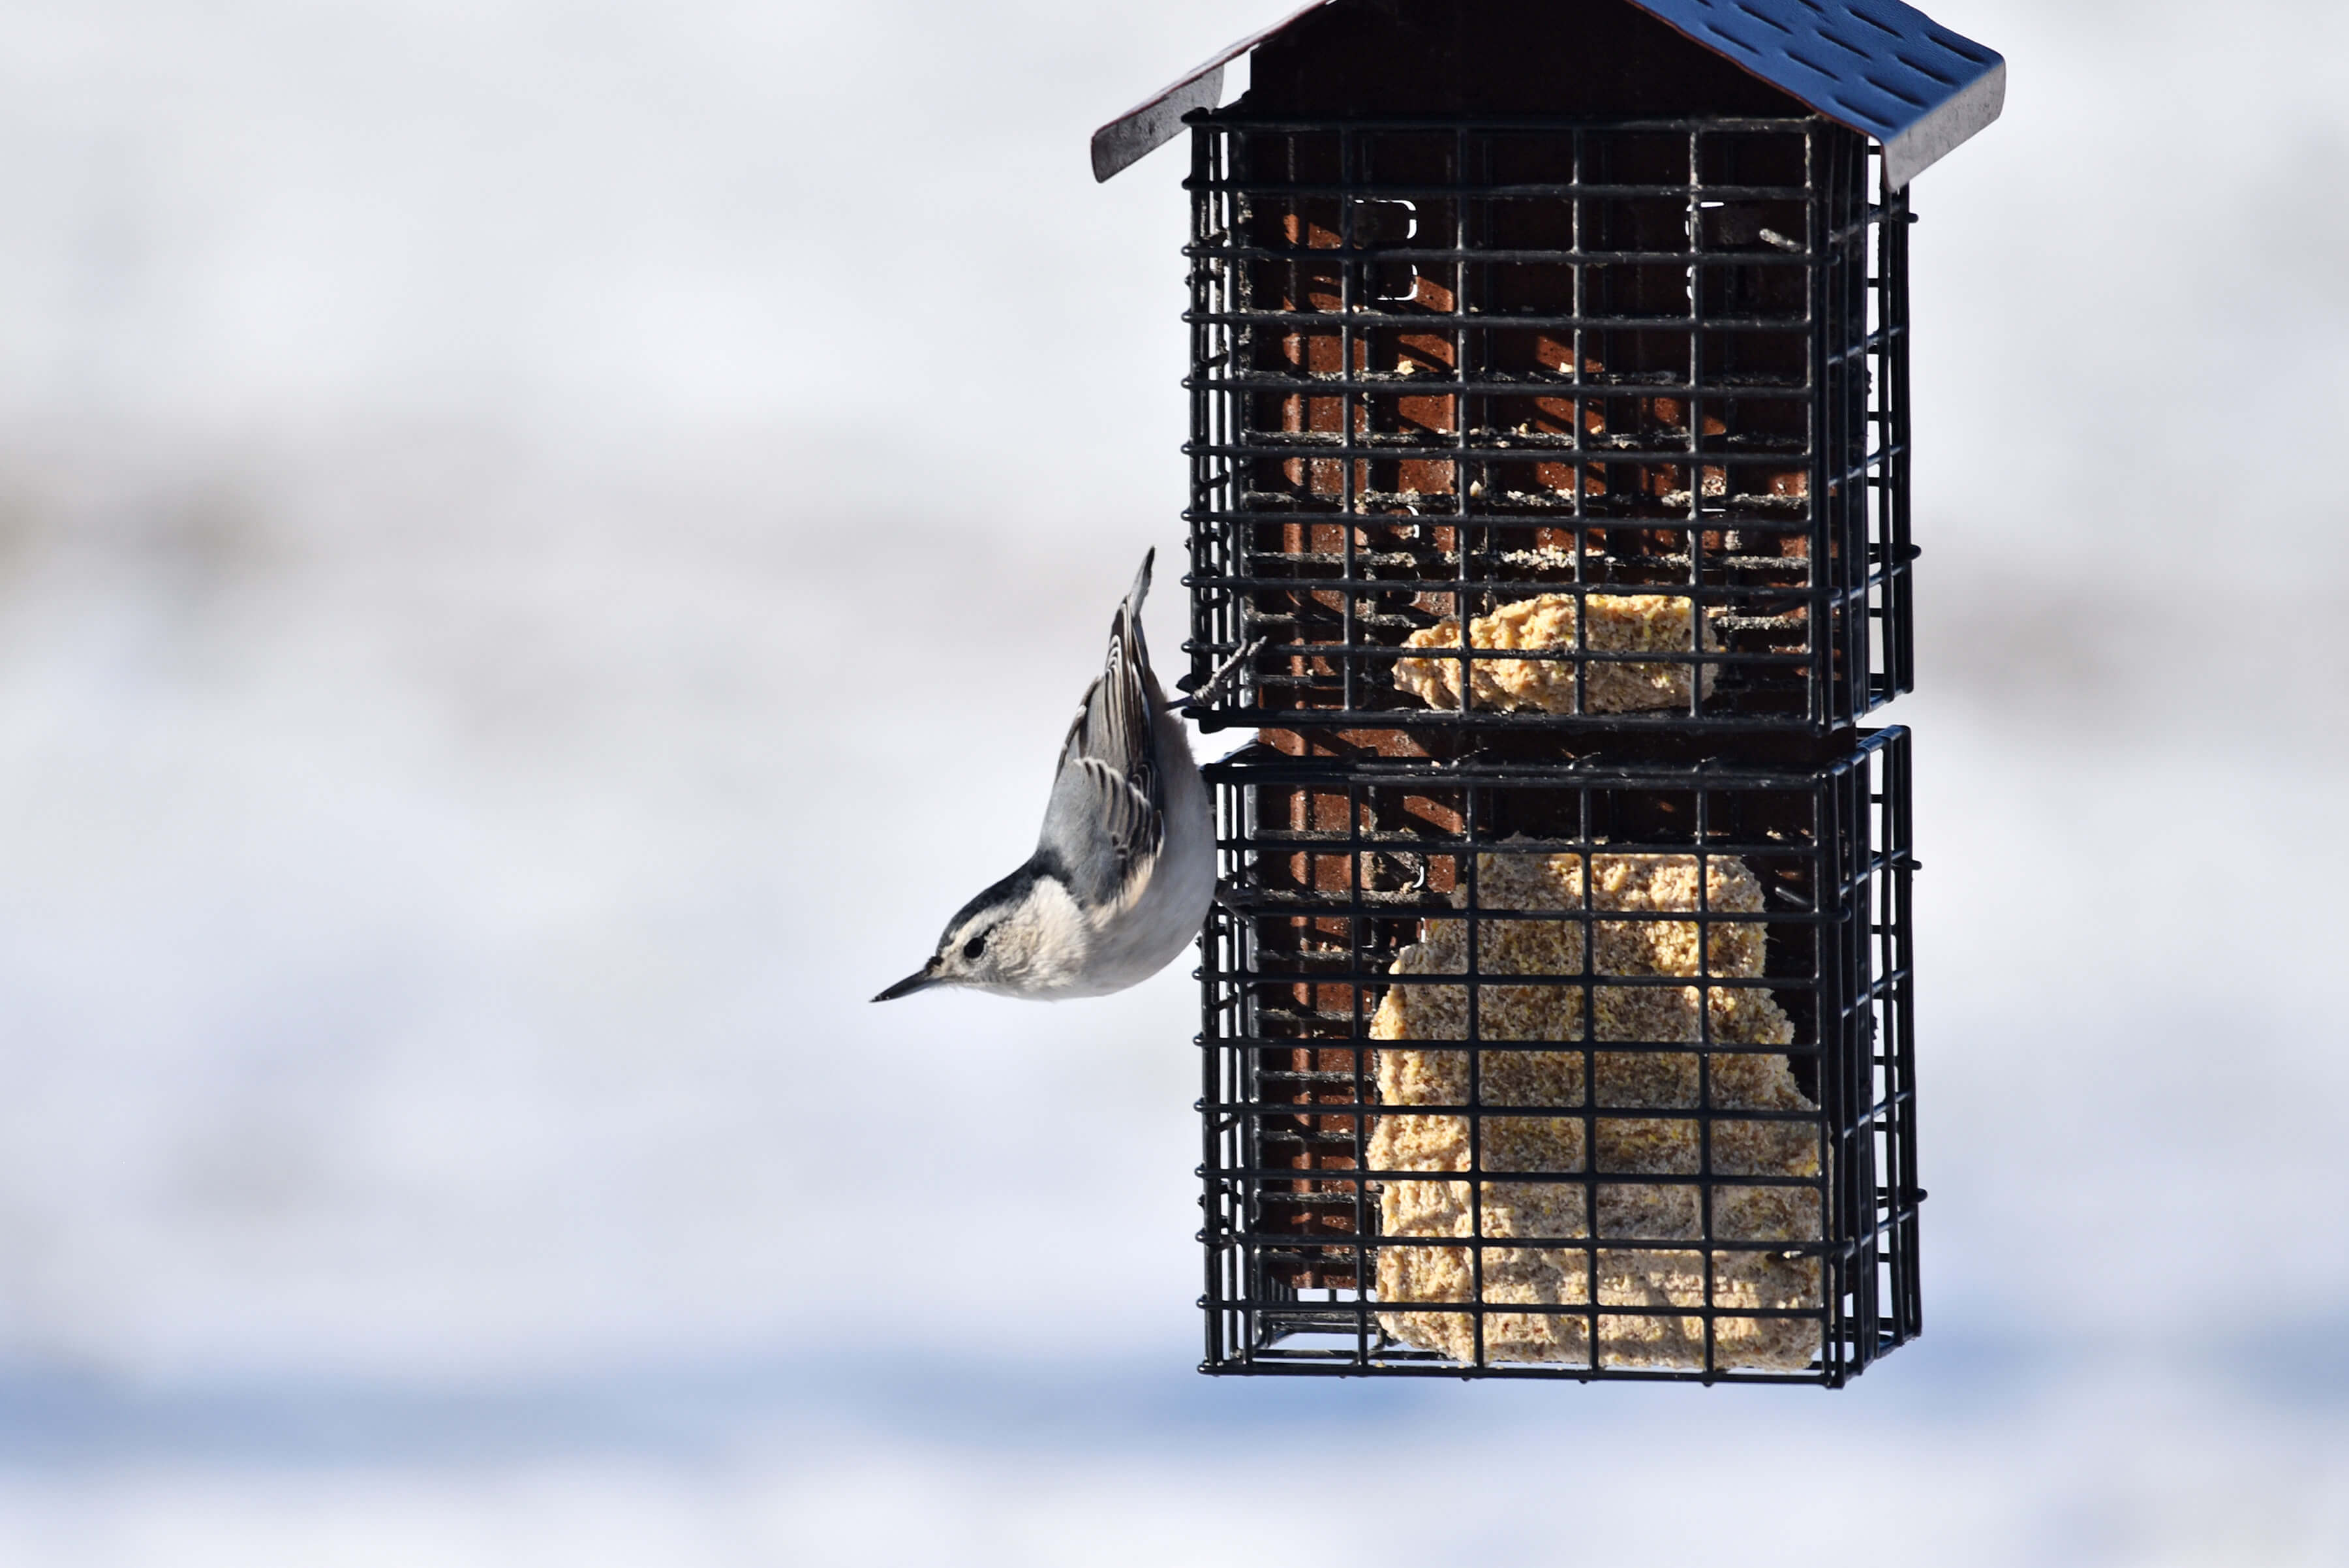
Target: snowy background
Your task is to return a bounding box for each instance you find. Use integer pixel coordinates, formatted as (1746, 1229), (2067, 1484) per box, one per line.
(0, 0), (2344, 1562)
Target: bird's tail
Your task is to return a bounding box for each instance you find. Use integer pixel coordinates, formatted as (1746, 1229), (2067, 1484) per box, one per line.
(1113, 548), (1154, 681)
(1126, 547), (1153, 615)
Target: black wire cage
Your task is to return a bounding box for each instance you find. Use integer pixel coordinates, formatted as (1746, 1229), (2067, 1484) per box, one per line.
(1197, 728), (1916, 1382)
(1093, 0), (2000, 1387)
(1182, 112), (1911, 735)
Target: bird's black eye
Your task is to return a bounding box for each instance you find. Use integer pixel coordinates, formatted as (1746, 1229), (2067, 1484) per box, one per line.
(963, 932), (988, 961)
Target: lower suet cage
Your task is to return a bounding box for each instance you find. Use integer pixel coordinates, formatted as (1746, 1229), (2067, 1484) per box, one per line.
(1196, 727), (1916, 1382)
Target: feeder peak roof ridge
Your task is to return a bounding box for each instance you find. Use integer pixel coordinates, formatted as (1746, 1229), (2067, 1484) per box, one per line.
(1092, 0), (2004, 189)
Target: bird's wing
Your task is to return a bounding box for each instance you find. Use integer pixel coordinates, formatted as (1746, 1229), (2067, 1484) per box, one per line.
(1039, 551), (1166, 913)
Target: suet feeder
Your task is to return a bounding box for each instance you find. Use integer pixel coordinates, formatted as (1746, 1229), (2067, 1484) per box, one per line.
(1096, 0), (1999, 1381)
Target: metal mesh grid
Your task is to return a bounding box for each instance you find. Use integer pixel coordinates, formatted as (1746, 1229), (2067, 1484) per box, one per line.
(1196, 728), (1916, 1383)
(1182, 114), (1911, 735)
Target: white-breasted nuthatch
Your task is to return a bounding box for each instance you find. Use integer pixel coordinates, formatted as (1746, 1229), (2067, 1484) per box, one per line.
(872, 550), (1230, 1003)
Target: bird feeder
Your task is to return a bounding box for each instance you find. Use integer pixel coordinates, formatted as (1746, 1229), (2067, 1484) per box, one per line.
(1096, 0), (1999, 1382)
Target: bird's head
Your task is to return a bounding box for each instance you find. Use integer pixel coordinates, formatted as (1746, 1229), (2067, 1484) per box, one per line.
(872, 860), (1088, 1002)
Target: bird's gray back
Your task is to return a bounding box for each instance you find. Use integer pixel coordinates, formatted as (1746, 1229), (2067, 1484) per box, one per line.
(1038, 555), (1165, 913)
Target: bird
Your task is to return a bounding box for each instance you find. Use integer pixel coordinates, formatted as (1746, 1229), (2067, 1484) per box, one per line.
(872, 549), (1231, 1002)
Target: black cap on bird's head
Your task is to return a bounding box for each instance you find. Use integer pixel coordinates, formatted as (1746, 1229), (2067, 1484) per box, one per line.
(871, 860), (1056, 1003)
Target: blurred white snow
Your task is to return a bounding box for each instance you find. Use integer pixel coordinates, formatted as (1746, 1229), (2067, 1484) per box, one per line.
(0, 1), (2344, 1562)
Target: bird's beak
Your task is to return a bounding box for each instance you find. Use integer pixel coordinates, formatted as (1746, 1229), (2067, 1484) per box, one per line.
(871, 962), (940, 1003)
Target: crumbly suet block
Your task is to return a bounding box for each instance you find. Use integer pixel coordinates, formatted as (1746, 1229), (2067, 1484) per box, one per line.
(1392, 593), (1719, 716)
(1368, 847), (1824, 1370)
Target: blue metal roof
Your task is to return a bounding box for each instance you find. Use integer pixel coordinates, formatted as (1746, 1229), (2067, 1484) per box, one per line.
(1093, 0), (2003, 187)
(1633, 0), (2003, 185)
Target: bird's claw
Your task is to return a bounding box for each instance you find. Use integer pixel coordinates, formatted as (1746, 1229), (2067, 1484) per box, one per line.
(1173, 638), (1267, 714)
